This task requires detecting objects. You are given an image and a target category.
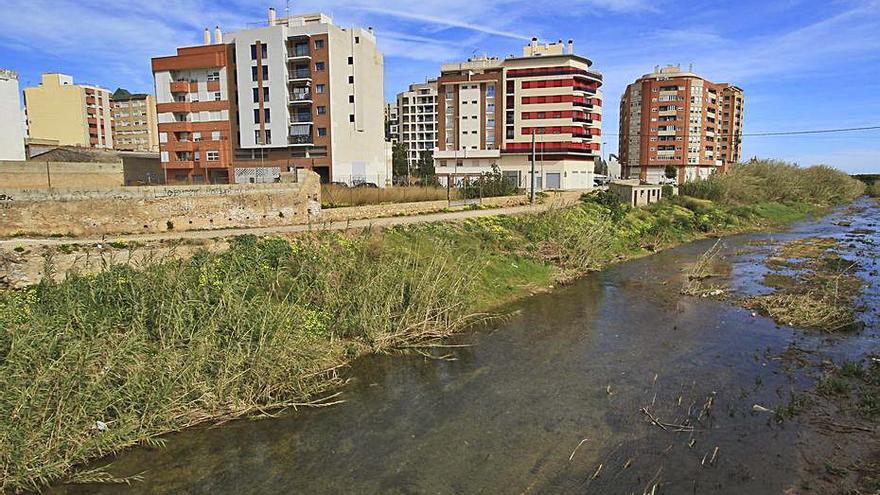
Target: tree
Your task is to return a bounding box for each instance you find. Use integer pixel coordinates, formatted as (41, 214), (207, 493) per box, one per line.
(392, 142), (409, 180)
(665, 165), (677, 179)
(416, 150), (434, 178)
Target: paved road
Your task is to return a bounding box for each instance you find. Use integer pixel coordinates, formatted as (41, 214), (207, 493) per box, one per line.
(0, 198), (578, 248)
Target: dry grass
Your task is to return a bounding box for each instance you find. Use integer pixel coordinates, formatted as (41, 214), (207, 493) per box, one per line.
(321, 185), (459, 208)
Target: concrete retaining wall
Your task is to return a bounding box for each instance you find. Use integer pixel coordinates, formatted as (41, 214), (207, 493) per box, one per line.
(0, 160), (124, 188)
(0, 171), (320, 237)
(315, 194), (530, 224)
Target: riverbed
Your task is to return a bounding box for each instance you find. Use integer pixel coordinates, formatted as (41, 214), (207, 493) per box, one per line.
(51, 199), (880, 494)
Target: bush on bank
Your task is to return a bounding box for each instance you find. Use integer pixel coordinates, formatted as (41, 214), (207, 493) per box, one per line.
(0, 160), (862, 491)
(679, 159), (866, 205)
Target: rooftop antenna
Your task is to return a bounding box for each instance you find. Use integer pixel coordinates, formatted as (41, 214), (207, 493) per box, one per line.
(285, 0), (290, 19)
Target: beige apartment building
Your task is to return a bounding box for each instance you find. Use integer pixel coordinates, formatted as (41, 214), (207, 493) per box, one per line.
(152, 9), (386, 185)
(434, 39), (603, 190)
(111, 88), (159, 152)
(23, 73), (114, 149)
(396, 79), (437, 169)
(618, 65), (744, 184)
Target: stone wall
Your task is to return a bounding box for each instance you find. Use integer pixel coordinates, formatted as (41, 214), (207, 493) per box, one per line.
(0, 171), (319, 237)
(0, 160), (124, 188)
(315, 194), (530, 224)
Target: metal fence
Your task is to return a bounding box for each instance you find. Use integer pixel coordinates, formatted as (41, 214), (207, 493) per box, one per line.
(320, 174), (522, 207)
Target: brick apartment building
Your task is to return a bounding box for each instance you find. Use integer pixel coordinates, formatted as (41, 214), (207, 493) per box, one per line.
(151, 10), (386, 185)
(434, 39), (603, 190)
(618, 65), (744, 184)
(23, 73), (114, 150)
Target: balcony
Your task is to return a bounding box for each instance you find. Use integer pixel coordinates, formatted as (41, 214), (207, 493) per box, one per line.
(288, 134), (313, 145)
(288, 47), (311, 60)
(288, 68), (311, 81)
(289, 92), (312, 104)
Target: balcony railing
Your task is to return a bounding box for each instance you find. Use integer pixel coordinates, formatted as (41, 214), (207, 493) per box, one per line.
(289, 69), (311, 80)
(290, 92), (312, 102)
(289, 135), (313, 145)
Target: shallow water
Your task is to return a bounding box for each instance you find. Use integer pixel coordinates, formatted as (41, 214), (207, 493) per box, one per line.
(53, 199), (880, 494)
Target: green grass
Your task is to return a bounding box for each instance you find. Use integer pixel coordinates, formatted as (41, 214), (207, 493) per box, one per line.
(0, 159), (862, 491)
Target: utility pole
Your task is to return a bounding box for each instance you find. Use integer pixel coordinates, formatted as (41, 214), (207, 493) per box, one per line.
(530, 130), (536, 204)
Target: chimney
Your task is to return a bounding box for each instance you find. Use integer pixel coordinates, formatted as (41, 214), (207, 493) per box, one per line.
(268, 7), (276, 25)
(203, 28), (210, 45)
(531, 37), (538, 49)
(568, 39), (574, 54)
(214, 26), (222, 44)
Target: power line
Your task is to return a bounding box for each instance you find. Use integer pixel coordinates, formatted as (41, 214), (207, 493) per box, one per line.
(602, 125), (880, 138)
(741, 125), (880, 136)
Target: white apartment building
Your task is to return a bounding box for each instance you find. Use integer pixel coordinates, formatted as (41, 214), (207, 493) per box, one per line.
(395, 79), (437, 169)
(0, 69), (26, 160)
(152, 10), (387, 185)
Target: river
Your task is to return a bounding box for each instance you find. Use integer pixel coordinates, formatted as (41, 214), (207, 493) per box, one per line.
(52, 198), (879, 494)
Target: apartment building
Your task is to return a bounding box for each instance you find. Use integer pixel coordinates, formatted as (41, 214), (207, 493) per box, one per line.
(111, 88), (159, 152)
(618, 65), (744, 184)
(384, 102), (398, 143)
(0, 69), (26, 160)
(152, 9), (386, 185)
(396, 79), (437, 169)
(434, 39), (603, 190)
(23, 73), (114, 149)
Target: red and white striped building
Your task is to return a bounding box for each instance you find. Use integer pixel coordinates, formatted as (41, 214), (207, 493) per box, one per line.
(434, 38), (603, 190)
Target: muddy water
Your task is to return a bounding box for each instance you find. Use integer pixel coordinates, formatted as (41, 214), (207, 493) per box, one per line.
(53, 199), (880, 494)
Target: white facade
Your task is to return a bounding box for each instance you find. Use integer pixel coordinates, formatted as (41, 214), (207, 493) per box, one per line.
(395, 80), (437, 169)
(0, 69), (25, 160)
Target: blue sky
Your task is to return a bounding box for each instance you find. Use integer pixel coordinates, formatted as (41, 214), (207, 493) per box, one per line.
(1, 0), (878, 172)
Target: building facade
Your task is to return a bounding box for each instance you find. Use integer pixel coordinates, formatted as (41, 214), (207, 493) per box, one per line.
(152, 10), (386, 185)
(111, 89), (159, 152)
(395, 79), (437, 169)
(23, 73), (114, 149)
(0, 69), (26, 160)
(384, 102), (398, 144)
(434, 39), (602, 191)
(618, 65), (744, 184)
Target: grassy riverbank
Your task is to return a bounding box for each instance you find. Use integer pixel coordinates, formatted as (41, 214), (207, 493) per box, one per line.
(0, 160), (866, 492)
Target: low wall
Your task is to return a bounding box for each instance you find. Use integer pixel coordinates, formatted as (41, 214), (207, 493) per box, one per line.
(0, 171), (319, 237)
(0, 160), (124, 188)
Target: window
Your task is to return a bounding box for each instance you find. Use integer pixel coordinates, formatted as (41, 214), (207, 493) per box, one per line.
(317, 106), (326, 115)
(252, 66), (258, 81)
(206, 151), (219, 161)
(265, 130), (271, 144)
(348, 95), (354, 103)
(264, 108), (270, 123)
(207, 71), (220, 81)
(254, 108), (261, 123)
(251, 44), (257, 59)
(315, 84), (325, 94)
(347, 56), (353, 64)
(255, 130), (262, 144)
(314, 39), (324, 49)
(253, 87), (260, 103)
(315, 62), (325, 71)
(193, 132), (201, 142)
(348, 75), (354, 84)
(262, 65), (269, 80)
(213, 92), (221, 101)
(349, 114), (355, 122)
(317, 127), (327, 136)
(354, 36), (359, 44)
(211, 131), (220, 140)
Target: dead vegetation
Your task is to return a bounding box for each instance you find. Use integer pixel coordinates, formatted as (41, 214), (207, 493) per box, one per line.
(744, 237), (863, 332)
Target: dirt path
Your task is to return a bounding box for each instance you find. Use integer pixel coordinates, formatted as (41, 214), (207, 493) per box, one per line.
(0, 200), (578, 248)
